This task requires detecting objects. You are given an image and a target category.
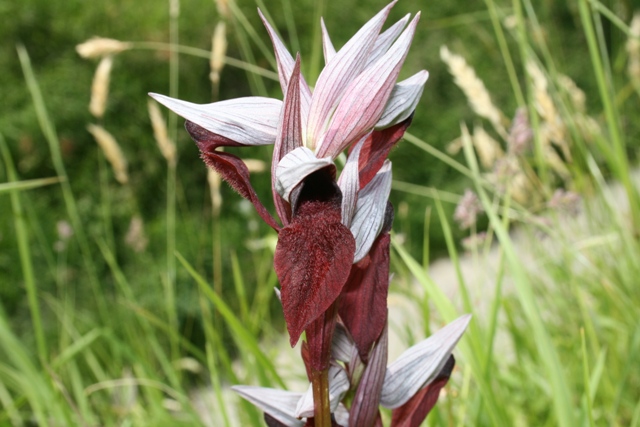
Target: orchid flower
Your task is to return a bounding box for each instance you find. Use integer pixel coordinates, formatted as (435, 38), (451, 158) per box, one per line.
(232, 315), (471, 427)
(149, 2), (467, 425)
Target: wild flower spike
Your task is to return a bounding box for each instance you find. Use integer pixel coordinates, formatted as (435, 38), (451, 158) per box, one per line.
(150, 0), (428, 380)
(232, 315), (471, 425)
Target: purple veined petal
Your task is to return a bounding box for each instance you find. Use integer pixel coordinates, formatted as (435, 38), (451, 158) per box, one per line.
(350, 160), (392, 263)
(349, 323), (388, 427)
(258, 9), (312, 129)
(365, 13), (411, 69)
(376, 70), (429, 129)
(334, 403), (350, 427)
(295, 364), (350, 418)
(332, 322), (357, 363)
(380, 314), (472, 409)
(306, 1), (396, 150)
(337, 135), (367, 227)
(272, 55), (304, 226)
(320, 18), (337, 64)
(232, 385), (304, 427)
(149, 93), (281, 146)
(315, 13), (420, 159)
(274, 146), (334, 203)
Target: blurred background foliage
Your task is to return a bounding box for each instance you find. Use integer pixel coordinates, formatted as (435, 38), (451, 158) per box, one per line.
(1, 0), (637, 339)
(1, 0), (640, 424)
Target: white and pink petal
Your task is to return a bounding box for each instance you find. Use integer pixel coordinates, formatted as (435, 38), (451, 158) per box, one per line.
(349, 160), (392, 263)
(149, 93), (281, 146)
(315, 13), (421, 159)
(306, 2), (396, 149)
(232, 385), (304, 427)
(274, 147), (334, 203)
(380, 314), (471, 409)
(376, 70), (429, 129)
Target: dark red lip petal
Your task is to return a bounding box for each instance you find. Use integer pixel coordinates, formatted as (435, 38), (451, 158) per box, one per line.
(275, 197), (355, 347)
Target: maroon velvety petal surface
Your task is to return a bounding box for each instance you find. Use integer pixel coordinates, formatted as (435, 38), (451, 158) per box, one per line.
(274, 170), (356, 347)
(390, 355), (455, 427)
(186, 120), (281, 231)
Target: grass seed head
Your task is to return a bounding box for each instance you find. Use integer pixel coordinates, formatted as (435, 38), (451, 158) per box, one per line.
(89, 55), (113, 119)
(209, 21), (227, 87)
(207, 168), (223, 217)
(86, 124), (129, 184)
(472, 125), (503, 169)
(147, 100), (177, 165)
(440, 45), (507, 139)
(627, 13), (640, 84)
(76, 37), (132, 59)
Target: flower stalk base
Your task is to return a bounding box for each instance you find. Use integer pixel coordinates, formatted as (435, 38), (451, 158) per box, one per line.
(311, 367), (331, 427)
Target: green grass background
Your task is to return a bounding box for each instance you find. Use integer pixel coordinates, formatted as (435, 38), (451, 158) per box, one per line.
(1, 0), (639, 425)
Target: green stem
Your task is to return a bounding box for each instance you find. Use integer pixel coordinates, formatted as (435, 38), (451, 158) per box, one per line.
(311, 367), (331, 427)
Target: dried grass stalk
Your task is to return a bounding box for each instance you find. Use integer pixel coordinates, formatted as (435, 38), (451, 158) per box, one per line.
(76, 37), (132, 59)
(147, 100), (177, 165)
(243, 159), (266, 173)
(440, 45), (508, 139)
(472, 126), (503, 169)
(215, 0), (230, 20)
(526, 60), (570, 160)
(627, 13), (640, 85)
(87, 124), (128, 184)
(209, 21), (227, 88)
(89, 56), (113, 119)
(207, 168), (222, 217)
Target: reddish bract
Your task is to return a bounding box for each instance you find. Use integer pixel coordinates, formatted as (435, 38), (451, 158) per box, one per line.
(186, 121), (281, 231)
(356, 116), (413, 190)
(390, 355), (455, 427)
(338, 233), (390, 362)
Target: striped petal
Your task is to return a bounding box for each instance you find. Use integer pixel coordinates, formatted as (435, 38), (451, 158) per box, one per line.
(320, 17), (337, 64)
(306, 2), (396, 150)
(365, 14), (411, 69)
(274, 147), (334, 203)
(337, 135), (366, 227)
(350, 161), (392, 263)
(149, 93), (281, 146)
(376, 70), (429, 129)
(232, 386), (304, 427)
(380, 314), (471, 409)
(272, 55), (304, 225)
(316, 13), (421, 158)
(258, 10), (312, 129)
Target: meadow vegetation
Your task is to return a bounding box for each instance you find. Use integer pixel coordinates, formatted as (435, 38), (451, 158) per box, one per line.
(1, 0), (639, 425)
